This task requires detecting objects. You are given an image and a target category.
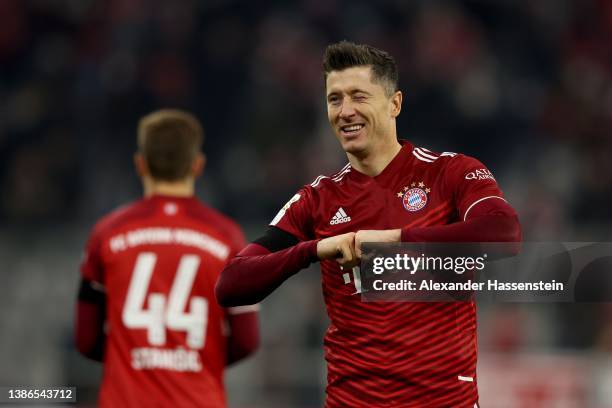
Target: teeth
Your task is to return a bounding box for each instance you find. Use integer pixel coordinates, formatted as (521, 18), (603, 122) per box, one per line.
(342, 124), (363, 132)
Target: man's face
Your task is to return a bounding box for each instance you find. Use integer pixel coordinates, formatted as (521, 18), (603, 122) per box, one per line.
(326, 66), (401, 155)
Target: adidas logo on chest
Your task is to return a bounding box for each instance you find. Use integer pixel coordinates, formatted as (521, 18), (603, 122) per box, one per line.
(330, 207), (351, 225)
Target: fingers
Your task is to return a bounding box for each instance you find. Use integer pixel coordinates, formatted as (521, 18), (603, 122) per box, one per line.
(335, 235), (352, 262)
(354, 232), (363, 259)
(318, 232), (362, 268)
(334, 233), (359, 269)
(336, 239), (354, 263)
(318, 232), (355, 261)
(338, 258), (360, 270)
(336, 243), (351, 265)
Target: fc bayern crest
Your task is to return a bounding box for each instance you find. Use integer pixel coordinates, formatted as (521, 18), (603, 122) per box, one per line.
(397, 181), (430, 212)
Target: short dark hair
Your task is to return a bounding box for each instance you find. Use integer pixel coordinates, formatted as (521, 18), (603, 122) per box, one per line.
(323, 41), (399, 96)
(137, 109), (203, 181)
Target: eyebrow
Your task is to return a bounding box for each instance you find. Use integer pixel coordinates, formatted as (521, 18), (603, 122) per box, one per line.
(327, 88), (372, 98)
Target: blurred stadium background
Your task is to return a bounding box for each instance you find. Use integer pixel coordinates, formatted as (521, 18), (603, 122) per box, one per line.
(1, 0), (612, 406)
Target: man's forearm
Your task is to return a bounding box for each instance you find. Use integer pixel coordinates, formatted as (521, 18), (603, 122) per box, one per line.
(226, 312), (260, 365)
(215, 240), (319, 307)
(402, 197), (521, 244)
(75, 300), (106, 361)
(401, 214), (521, 243)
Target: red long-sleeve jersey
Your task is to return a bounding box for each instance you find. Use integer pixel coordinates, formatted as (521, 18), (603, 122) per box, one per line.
(218, 142), (520, 407)
(76, 195), (258, 408)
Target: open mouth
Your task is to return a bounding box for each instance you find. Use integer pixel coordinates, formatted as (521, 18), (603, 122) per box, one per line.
(340, 123), (365, 137)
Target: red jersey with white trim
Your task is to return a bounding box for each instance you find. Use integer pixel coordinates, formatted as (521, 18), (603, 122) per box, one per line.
(271, 142), (506, 407)
(81, 195), (246, 408)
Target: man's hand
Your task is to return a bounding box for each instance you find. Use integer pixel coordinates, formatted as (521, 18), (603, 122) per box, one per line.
(317, 232), (359, 269)
(354, 229), (401, 258)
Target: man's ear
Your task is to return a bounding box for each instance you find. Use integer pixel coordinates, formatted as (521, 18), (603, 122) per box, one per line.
(134, 153), (149, 177)
(390, 90), (403, 118)
(192, 153), (206, 178)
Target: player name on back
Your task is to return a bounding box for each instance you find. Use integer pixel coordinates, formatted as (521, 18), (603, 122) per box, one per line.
(109, 227), (229, 260)
(131, 346), (202, 372)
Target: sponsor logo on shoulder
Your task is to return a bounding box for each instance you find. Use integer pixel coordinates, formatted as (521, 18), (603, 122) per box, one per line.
(465, 168), (495, 181)
(330, 207), (351, 225)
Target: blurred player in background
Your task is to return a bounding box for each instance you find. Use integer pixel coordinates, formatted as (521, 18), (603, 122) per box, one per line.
(216, 42), (521, 407)
(75, 109), (259, 407)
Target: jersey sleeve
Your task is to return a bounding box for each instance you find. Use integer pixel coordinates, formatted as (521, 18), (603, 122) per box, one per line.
(268, 187), (315, 241)
(443, 155), (507, 221)
(226, 304), (261, 316)
(222, 224), (262, 313)
(227, 224), (248, 258)
(80, 226), (105, 285)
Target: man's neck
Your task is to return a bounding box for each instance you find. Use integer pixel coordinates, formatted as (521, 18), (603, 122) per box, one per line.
(143, 178), (194, 198)
(348, 140), (402, 177)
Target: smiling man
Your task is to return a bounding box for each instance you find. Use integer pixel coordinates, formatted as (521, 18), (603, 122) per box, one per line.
(216, 41), (521, 407)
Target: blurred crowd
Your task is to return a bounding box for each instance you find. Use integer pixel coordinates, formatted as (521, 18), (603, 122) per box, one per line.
(1, 0), (612, 406)
(1, 0), (611, 236)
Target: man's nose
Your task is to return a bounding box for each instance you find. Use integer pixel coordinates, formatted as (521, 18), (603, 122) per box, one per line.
(339, 99), (356, 119)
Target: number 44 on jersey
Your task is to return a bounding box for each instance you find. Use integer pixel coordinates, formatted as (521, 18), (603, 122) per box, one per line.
(122, 253), (208, 349)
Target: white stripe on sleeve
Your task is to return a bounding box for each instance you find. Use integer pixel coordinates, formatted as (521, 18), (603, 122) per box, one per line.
(227, 304), (260, 315)
(463, 195), (507, 221)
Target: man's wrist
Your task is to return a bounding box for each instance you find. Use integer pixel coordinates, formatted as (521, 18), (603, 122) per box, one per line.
(309, 239), (323, 262)
(388, 229), (402, 242)
(400, 227), (415, 242)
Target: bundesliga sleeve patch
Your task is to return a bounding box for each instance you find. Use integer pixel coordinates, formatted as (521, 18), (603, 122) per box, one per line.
(270, 193), (301, 226)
